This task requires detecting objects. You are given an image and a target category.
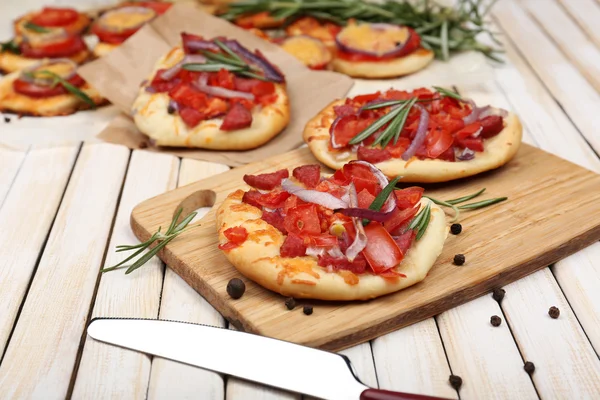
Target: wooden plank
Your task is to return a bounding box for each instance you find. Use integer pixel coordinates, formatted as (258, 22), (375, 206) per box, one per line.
(493, 0), (600, 154)
(0, 143), (129, 399)
(372, 319), (456, 399)
(503, 269), (600, 397)
(437, 297), (538, 399)
(130, 144), (600, 351)
(557, 0), (600, 49)
(0, 145), (26, 206)
(0, 145), (79, 356)
(71, 151), (179, 399)
(148, 159), (229, 400)
(522, 0), (600, 93)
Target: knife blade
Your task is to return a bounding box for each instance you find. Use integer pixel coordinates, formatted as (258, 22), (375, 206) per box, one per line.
(87, 318), (449, 400)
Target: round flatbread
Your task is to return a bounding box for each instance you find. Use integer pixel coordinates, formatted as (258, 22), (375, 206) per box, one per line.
(0, 69), (104, 116)
(132, 46), (290, 150)
(331, 48), (434, 79)
(92, 42), (117, 58)
(304, 98), (523, 183)
(217, 190), (447, 300)
(0, 49), (89, 74)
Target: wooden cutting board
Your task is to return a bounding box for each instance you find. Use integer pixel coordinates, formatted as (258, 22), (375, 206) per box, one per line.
(131, 144), (600, 351)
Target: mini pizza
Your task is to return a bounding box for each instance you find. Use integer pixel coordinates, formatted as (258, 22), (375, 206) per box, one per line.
(217, 162), (447, 300)
(234, 11), (284, 29)
(331, 22), (434, 78)
(278, 35), (331, 70)
(14, 6), (91, 38)
(131, 32), (289, 150)
(304, 87), (522, 182)
(91, 2), (172, 57)
(0, 58), (105, 116)
(284, 17), (341, 48)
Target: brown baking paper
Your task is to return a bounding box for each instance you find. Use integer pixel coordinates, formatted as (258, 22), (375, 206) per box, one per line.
(78, 3), (354, 166)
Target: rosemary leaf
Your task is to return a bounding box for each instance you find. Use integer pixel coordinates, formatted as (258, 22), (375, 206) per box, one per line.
(24, 22), (50, 33)
(183, 63), (246, 72)
(433, 86), (465, 102)
(238, 70), (270, 81)
(201, 50), (247, 67)
(1, 39), (20, 54)
(125, 235), (177, 274)
(166, 208), (184, 235)
(440, 20), (449, 61)
(392, 97), (417, 145)
(33, 70), (96, 108)
(370, 176), (401, 212)
(349, 105), (404, 145)
(361, 99), (406, 111)
(424, 196), (460, 222)
(458, 197), (507, 210)
(446, 188), (486, 205)
(415, 203), (431, 241)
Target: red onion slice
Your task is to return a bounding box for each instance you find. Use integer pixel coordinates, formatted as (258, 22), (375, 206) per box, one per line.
(339, 208), (395, 222)
(96, 6), (156, 33)
(348, 160), (396, 213)
(335, 23), (411, 58)
(222, 39), (285, 83)
(345, 183), (368, 262)
(457, 148), (475, 161)
(20, 58), (77, 86)
(401, 104), (429, 161)
(158, 54), (207, 81)
(183, 36), (219, 52)
(195, 75), (255, 100)
(463, 101), (508, 125)
(281, 179), (348, 210)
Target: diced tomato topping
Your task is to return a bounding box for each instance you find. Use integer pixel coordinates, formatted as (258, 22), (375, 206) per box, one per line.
(220, 102), (253, 131)
(333, 104), (356, 117)
(458, 137), (484, 152)
(340, 163), (381, 196)
(308, 234), (339, 247)
(330, 114), (374, 148)
(426, 129), (454, 159)
(362, 222), (404, 274)
(242, 190), (262, 208)
(394, 230), (416, 255)
(479, 116), (504, 138)
(20, 35), (86, 58)
(383, 206), (419, 235)
(292, 164), (321, 189)
(357, 146), (392, 164)
(243, 169), (289, 190)
(284, 204), (321, 236)
(169, 83), (207, 109)
(261, 209), (286, 233)
(280, 233), (307, 257)
(218, 226), (248, 251)
(394, 187), (424, 209)
(31, 7), (78, 27)
(357, 189), (376, 209)
(317, 254), (368, 274)
(209, 69), (236, 90)
(179, 108), (205, 128)
(454, 122), (482, 141)
(256, 190), (290, 208)
(336, 28), (421, 62)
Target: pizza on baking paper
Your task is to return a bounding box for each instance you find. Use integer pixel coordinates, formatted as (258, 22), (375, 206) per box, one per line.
(303, 87), (523, 183)
(284, 17), (341, 48)
(216, 161), (447, 300)
(0, 7), (91, 74)
(0, 58), (105, 116)
(90, 2), (172, 57)
(131, 32), (290, 150)
(330, 21), (434, 78)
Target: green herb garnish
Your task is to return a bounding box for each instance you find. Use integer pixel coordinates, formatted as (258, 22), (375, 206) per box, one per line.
(407, 202), (431, 241)
(24, 22), (50, 33)
(422, 188), (507, 222)
(457, 197), (507, 210)
(219, 0), (502, 61)
(25, 70), (96, 108)
(432, 86), (465, 102)
(446, 188), (486, 205)
(362, 176), (401, 225)
(1, 39), (20, 54)
(102, 208), (198, 274)
(424, 196), (460, 222)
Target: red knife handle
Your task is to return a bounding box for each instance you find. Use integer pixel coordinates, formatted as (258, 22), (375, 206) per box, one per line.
(360, 388), (451, 400)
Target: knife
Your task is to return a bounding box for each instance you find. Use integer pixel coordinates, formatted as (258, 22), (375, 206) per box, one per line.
(87, 318), (450, 400)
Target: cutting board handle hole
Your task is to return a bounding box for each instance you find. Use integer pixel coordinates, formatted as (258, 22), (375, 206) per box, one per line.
(175, 189), (216, 226)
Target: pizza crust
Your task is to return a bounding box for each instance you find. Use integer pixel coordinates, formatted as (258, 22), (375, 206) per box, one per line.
(0, 70), (105, 116)
(216, 190), (448, 300)
(131, 47), (290, 150)
(330, 49), (434, 78)
(92, 42), (118, 58)
(0, 49), (90, 74)
(304, 99), (523, 182)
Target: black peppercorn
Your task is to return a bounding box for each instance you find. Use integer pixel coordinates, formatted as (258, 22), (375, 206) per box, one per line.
(492, 288), (506, 303)
(450, 223), (462, 235)
(285, 297), (296, 310)
(453, 254), (465, 266)
(490, 315), (502, 327)
(524, 361), (535, 375)
(548, 306), (560, 319)
(449, 375), (462, 390)
(3, 116), (10, 123)
(226, 278), (245, 299)
(167, 104), (176, 114)
(303, 305), (313, 315)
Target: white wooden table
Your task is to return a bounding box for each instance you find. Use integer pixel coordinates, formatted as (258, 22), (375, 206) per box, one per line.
(2, 0), (600, 398)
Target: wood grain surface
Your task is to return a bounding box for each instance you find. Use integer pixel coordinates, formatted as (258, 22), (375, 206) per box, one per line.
(130, 144), (600, 351)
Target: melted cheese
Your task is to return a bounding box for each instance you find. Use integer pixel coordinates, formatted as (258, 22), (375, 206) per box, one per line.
(337, 23), (409, 55)
(101, 7), (156, 30)
(34, 61), (75, 78)
(280, 36), (331, 68)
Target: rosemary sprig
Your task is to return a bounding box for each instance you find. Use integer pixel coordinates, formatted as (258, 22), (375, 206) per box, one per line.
(1, 39), (20, 54)
(102, 208), (198, 274)
(458, 197), (507, 209)
(446, 188), (485, 204)
(362, 176), (401, 225)
(432, 86), (465, 102)
(408, 202), (431, 241)
(183, 63), (246, 73)
(24, 70), (96, 108)
(424, 195), (460, 222)
(220, 0), (502, 61)
(24, 22), (50, 33)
